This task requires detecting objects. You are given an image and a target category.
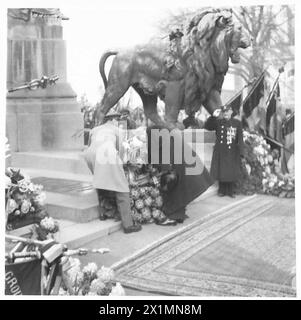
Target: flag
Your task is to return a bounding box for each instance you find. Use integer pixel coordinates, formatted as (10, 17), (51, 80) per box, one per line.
(242, 73), (265, 132)
(226, 91), (243, 116)
(266, 82), (280, 135)
(281, 113), (294, 174)
(243, 72), (265, 118)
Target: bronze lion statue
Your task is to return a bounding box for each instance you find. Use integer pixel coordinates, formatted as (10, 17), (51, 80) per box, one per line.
(95, 9), (251, 129)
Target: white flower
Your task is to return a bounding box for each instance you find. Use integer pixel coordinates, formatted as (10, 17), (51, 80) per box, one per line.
(40, 217), (58, 232)
(258, 157), (264, 166)
(33, 184), (44, 194)
(83, 262), (98, 276)
(265, 167), (271, 175)
(109, 282), (125, 296)
(27, 182), (35, 192)
(65, 258), (83, 286)
(18, 180), (30, 193)
(35, 192), (46, 205)
(262, 179), (268, 185)
(278, 181), (285, 187)
(245, 164), (251, 175)
(7, 198), (18, 214)
(268, 181), (275, 188)
(97, 266), (115, 283)
(20, 199), (31, 214)
(267, 155), (273, 163)
(58, 287), (68, 296)
(254, 146), (265, 156)
(89, 278), (105, 295)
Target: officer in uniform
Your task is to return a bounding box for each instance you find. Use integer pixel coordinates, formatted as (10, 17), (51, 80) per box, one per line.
(205, 105), (245, 197)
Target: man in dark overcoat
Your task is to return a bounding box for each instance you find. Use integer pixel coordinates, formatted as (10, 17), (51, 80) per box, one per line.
(205, 105), (245, 197)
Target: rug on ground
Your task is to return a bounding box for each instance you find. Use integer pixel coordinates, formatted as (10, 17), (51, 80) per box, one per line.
(113, 195), (295, 297)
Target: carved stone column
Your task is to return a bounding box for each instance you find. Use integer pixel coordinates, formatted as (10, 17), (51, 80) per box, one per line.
(6, 8), (83, 151)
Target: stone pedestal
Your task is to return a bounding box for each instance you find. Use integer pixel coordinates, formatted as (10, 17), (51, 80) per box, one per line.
(6, 9), (83, 152)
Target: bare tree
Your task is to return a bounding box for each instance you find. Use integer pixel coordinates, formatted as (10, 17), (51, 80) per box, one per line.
(231, 5), (294, 80)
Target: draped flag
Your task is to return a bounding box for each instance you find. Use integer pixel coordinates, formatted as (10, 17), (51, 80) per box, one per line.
(242, 72), (265, 131)
(5, 259), (42, 295)
(281, 113), (294, 174)
(266, 82), (281, 139)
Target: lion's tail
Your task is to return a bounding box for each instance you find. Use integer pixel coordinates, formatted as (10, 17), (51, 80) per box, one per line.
(99, 51), (118, 89)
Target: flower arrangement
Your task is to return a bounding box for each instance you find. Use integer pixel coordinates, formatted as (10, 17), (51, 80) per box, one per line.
(5, 168), (48, 230)
(59, 258), (125, 296)
(30, 216), (60, 241)
(121, 127), (148, 165)
(236, 131), (294, 198)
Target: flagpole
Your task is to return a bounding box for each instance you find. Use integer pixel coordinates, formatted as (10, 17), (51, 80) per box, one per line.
(266, 66), (284, 105)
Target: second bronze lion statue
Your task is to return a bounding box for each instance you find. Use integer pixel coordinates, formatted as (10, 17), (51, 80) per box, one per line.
(95, 9), (251, 129)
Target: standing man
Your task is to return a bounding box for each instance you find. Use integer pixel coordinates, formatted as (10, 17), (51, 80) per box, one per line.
(205, 105), (245, 197)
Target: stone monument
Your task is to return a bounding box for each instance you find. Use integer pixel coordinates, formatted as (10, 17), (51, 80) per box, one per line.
(6, 8), (83, 152)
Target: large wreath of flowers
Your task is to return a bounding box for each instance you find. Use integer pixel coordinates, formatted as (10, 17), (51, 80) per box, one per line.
(237, 131), (294, 198)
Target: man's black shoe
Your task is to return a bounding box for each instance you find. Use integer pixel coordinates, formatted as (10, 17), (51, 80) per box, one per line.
(124, 224), (142, 234)
(156, 218), (177, 226)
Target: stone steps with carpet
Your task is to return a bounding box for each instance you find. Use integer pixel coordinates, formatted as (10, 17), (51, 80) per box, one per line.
(9, 129), (216, 246)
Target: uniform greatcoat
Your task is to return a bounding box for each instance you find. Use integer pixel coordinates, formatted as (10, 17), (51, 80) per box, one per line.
(206, 116), (245, 182)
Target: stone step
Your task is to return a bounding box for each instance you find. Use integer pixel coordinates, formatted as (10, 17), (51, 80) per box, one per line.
(8, 193), (256, 250)
(11, 150), (91, 175)
(45, 191), (99, 223)
(7, 218), (122, 249)
(15, 167), (98, 223)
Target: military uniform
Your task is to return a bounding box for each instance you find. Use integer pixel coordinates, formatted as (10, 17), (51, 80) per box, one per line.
(205, 114), (245, 196)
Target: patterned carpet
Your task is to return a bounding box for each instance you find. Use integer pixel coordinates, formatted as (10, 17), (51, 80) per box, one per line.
(113, 195), (295, 297)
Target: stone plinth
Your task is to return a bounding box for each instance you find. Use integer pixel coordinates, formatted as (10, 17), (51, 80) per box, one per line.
(6, 9), (83, 152)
